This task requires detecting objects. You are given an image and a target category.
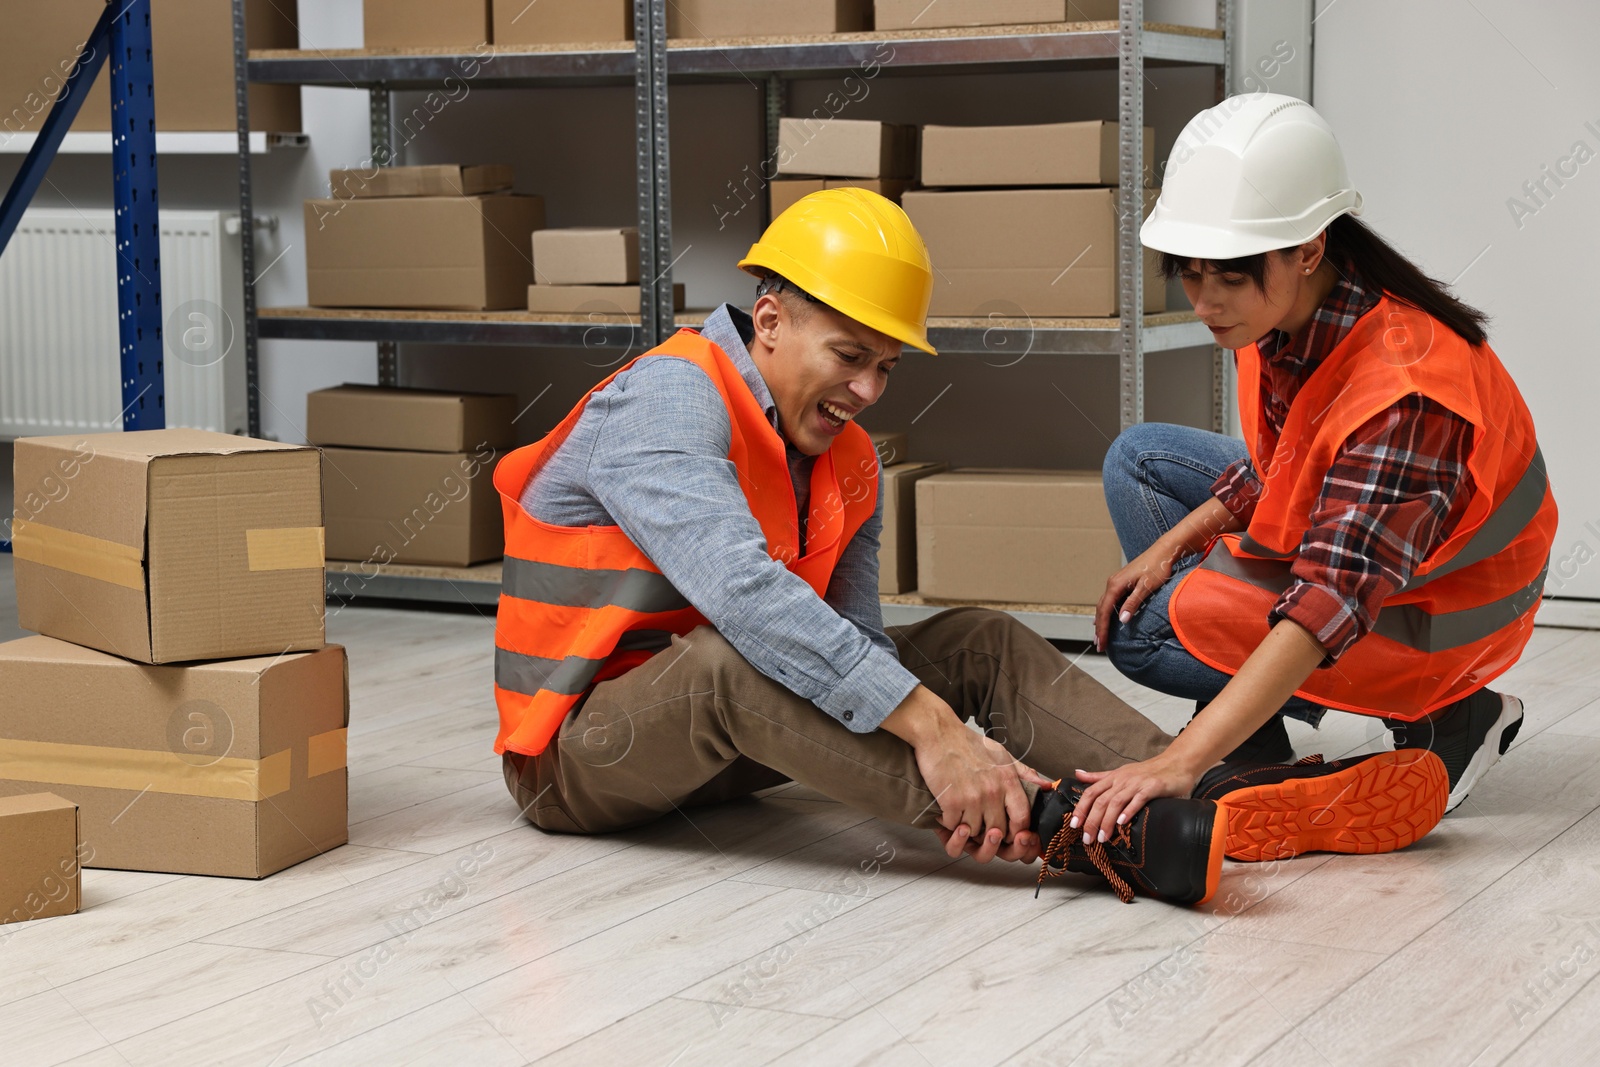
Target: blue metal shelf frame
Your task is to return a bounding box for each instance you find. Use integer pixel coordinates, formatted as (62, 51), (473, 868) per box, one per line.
(0, 0), (166, 433)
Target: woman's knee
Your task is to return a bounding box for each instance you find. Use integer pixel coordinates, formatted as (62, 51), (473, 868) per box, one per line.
(1103, 423), (1176, 490)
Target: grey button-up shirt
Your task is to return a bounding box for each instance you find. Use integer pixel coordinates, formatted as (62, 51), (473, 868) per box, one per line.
(518, 303), (919, 732)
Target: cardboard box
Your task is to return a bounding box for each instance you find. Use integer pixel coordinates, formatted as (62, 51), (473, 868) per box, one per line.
(876, 0), (1115, 31)
(668, 0), (872, 37)
(494, 0), (633, 44)
(365, 0), (490, 49)
(770, 178), (913, 218)
(902, 188), (1165, 317)
(879, 461), (948, 595)
(922, 122), (1155, 187)
(328, 164), (514, 199)
(770, 179), (828, 218)
(777, 118), (918, 180)
(533, 228), (641, 286)
(868, 431), (909, 467)
(305, 195), (545, 311)
(0, 637), (348, 879)
(0, 0), (300, 134)
(307, 386), (517, 453)
(12, 430), (325, 665)
(916, 469), (1122, 605)
(526, 283), (687, 315)
(322, 448), (502, 567)
(0, 793), (80, 926)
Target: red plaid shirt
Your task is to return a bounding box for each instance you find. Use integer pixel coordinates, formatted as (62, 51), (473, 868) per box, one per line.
(1210, 267), (1475, 663)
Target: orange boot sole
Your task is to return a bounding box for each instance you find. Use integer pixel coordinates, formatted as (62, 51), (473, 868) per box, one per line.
(1212, 749), (1449, 862)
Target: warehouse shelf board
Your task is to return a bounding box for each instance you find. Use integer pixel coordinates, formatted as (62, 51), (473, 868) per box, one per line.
(246, 22), (1222, 89)
(258, 306), (1211, 354)
(0, 131), (306, 155)
(665, 22), (1223, 78)
(324, 560), (1096, 642)
(248, 43), (638, 89)
(327, 559), (502, 607)
(880, 594), (1095, 642)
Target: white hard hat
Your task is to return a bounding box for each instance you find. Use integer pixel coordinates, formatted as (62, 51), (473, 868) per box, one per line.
(1141, 93), (1363, 260)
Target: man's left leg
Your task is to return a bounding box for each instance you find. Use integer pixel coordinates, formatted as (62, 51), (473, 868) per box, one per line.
(888, 606), (1175, 777)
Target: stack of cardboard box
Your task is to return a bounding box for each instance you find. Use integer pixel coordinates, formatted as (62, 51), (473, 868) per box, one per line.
(527, 228), (686, 317)
(904, 120), (1165, 318)
(311, 385), (515, 567)
(1, 431), (348, 887)
(769, 118), (919, 219)
(875, 0), (1117, 30)
(305, 165), (544, 312)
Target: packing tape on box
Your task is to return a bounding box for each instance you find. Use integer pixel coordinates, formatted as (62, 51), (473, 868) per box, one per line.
(0, 738), (291, 802)
(306, 728), (347, 779)
(9, 520), (145, 591)
(246, 527), (326, 572)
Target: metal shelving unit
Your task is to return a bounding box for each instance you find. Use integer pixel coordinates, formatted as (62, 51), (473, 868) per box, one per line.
(234, 0), (1231, 637)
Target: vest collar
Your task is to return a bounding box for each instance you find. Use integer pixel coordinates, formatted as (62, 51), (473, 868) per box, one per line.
(700, 303), (781, 434)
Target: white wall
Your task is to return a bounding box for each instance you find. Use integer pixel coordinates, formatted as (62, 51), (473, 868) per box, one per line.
(1312, 0), (1600, 600)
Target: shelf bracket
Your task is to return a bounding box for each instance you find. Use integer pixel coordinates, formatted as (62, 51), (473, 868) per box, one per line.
(1212, 0), (1235, 435)
(1117, 0), (1146, 432)
(233, 0), (261, 436)
(635, 0), (675, 347)
(369, 87), (401, 386)
(761, 73), (786, 230)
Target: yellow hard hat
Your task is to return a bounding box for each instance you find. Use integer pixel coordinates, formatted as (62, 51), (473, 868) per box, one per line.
(739, 187), (937, 355)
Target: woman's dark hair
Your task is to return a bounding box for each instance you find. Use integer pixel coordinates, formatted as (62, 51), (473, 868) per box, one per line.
(1159, 214), (1489, 346)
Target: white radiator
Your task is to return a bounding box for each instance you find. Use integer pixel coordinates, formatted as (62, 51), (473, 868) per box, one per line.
(0, 209), (248, 438)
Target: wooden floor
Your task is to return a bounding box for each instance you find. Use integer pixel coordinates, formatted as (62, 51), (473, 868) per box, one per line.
(4, 557), (1600, 1066)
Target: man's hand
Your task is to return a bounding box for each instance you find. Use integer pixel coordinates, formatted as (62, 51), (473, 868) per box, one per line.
(934, 825), (1042, 864)
(881, 686), (1055, 864)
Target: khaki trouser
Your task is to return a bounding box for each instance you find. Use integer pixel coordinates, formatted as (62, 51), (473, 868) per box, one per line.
(502, 607), (1174, 834)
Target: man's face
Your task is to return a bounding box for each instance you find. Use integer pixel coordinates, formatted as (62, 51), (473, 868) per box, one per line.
(748, 291), (904, 457)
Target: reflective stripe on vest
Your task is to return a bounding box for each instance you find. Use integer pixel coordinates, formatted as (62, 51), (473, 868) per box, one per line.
(496, 629), (677, 698)
(1200, 537), (1549, 654)
(501, 557), (691, 615)
(1236, 444), (1550, 587)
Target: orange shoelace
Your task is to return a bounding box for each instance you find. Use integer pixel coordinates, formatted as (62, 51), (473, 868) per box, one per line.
(1035, 817), (1136, 904)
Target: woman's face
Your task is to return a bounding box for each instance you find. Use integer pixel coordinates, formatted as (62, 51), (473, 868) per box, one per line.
(1177, 250), (1305, 350)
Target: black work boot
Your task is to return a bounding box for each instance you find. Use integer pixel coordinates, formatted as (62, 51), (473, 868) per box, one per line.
(1193, 750), (1449, 861)
(1030, 780), (1224, 906)
(1385, 688), (1523, 813)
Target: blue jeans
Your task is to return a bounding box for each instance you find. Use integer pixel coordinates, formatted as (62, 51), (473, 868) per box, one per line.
(1100, 422), (1324, 727)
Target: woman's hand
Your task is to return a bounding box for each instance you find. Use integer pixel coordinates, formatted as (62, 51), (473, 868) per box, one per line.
(1094, 542), (1180, 651)
(1069, 754), (1204, 847)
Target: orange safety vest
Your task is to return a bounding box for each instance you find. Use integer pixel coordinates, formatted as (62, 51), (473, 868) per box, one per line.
(1169, 296), (1557, 721)
(492, 328), (881, 756)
